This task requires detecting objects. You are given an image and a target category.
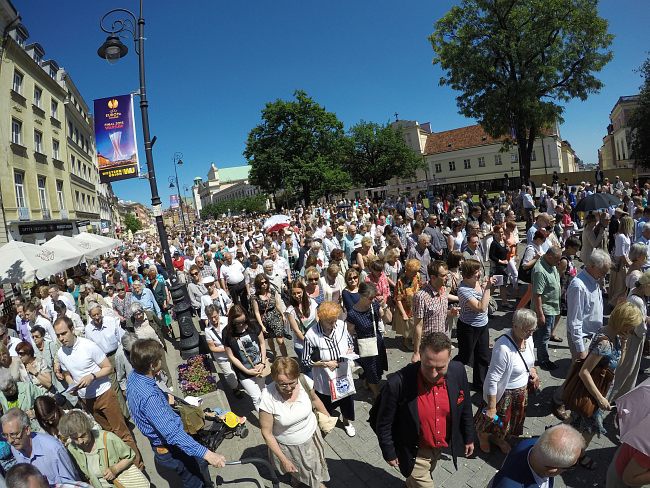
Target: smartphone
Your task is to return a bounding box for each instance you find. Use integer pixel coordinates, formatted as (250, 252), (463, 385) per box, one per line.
(493, 275), (504, 286)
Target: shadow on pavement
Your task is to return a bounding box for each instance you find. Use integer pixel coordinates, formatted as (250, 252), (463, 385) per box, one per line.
(326, 457), (405, 488)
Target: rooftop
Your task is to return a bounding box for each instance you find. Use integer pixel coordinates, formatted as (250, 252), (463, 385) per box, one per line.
(424, 124), (504, 155)
(216, 165), (251, 183)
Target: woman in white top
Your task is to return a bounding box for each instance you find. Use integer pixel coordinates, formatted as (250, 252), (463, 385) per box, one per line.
(609, 215), (634, 306)
(475, 309), (538, 454)
(200, 276), (232, 321)
(319, 264), (346, 305)
(624, 243), (648, 291)
(259, 357), (330, 488)
(447, 219), (465, 252)
(204, 304), (240, 395)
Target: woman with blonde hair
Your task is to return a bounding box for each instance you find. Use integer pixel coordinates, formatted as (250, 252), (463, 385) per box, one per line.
(393, 259), (422, 349)
(570, 301), (643, 470)
(355, 236), (375, 276)
(609, 215), (635, 306)
(259, 357), (331, 488)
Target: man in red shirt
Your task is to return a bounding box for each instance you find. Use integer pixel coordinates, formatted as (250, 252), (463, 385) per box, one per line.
(374, 332), (474, 487)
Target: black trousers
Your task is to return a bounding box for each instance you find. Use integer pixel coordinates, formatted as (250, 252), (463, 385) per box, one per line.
(228, 280), (249, 311)
(454, 319), (490, 390)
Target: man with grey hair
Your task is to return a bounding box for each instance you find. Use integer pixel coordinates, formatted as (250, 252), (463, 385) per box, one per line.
(532, 246), (562, 371)
(491, 424), (584, 487)
(408, 234), (432, 282)
(551, 247), (611, 420)
(220, 251), (248, 310)
(636, 221), (650, 263)
(527, 213), (552, 251)
(1, 408), (80, 485)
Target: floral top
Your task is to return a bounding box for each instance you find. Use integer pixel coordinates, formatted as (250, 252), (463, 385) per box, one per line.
(366, 272), (391, 303)
(395, 273), (422, 318)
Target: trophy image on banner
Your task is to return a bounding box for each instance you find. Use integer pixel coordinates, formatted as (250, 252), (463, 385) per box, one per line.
(109, 131), (125, 161)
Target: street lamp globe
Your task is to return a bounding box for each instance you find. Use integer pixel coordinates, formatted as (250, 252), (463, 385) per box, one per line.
(97, 35), (128, 63)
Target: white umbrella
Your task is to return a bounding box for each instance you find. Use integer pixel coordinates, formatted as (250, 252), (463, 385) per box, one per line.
(80, 233), (123, 248)
(0, 240), (83, 284)
(262, 214), (290, 233)
(74, 233), (120, 256)
(42, 235), (92, 260)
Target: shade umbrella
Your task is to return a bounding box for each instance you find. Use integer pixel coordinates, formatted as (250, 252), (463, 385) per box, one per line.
(79, 233), (123, 248)
(616, 377), (650, 456)
(42, 235), (93, 260)
(262, 214), (290, 234)
(0, 240), (83, 284)
(575, 192), (621, 212)
(74, 233), (120, 256)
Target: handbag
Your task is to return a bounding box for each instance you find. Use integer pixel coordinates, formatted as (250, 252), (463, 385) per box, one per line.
(102, 432), (150, 488)
(562, 338), (615, 417)
(298, 374), (337, 435)
(517, 246), (534, 284)
(328, 361), (356, 401)
(501, 334), (539, 395)
(357, 306), (379, 358)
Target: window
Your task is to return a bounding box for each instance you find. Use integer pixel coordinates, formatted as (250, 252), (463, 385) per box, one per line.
(531, 150), (536, 162)
(34, 130), (43, 153)
(494, 154), (502, 165)
(56, 180), (65, 210)
(68, 120), (73, 137)
(14, 172), (26, 208)
(435, 163), (442, 173)
(33, 52), (42, 65)
(75, 191), (80, 208)
(33, 86), (42, 108)
(82, 194), (86, 210)
(52, 139), (60, 159)
(478, 156), (485, 167)
(449, 161), (456, 171)
(37, 176), (48, 210)
(51, 100), (58, 119)
(11, 119), (22, 145)
(74, 129), (79, 145)
(463, 158), (471, 169)
(12, 70), (23, 93)
(511, 153), (518, 162)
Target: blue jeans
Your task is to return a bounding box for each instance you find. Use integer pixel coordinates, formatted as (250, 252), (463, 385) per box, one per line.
(533, 314), (556, 363)
(154, 446), (213, 488)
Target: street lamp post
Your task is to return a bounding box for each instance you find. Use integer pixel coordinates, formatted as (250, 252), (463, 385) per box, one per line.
(168, 152), (188, 236)
(97, 0), (199, 357)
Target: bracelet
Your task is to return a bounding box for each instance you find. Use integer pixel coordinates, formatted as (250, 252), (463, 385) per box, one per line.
(91, 373), (97, 381)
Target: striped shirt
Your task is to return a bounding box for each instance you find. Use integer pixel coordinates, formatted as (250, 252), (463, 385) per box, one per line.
(127, 371), (207, 458)
(413, 284), (448, 334)
(302, 321), (354, 395)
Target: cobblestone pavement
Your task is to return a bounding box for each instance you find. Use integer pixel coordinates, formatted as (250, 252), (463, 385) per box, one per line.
(140, 261), (649, 488)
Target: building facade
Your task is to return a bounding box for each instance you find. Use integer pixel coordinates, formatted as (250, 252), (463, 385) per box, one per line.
(193, 163), (260, 209)
(599, 95), (640, 171)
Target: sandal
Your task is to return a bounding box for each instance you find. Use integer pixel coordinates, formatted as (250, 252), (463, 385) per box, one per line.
(550, 335), (564, 343)
(578, 455), (597, 471)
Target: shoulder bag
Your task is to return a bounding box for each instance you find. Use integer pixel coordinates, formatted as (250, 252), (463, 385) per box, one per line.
(357, 306), (379, 358)
(500, 334), (540, 395)
(102, 431), (150, 488)
(517, 245), (535, 284)
(298, 374), (337, 435)
(562, 337), (615, 417)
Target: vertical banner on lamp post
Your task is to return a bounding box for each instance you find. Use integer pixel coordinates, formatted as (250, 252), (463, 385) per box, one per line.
(94, 94), (140, 183)
(170, 195), (179, 208)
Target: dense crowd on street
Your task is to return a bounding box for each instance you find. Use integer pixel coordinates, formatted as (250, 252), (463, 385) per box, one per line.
(0, 169), (649, 488)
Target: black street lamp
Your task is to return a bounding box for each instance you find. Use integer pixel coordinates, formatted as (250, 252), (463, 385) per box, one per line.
(170, 152), (189, 236)
(97, 1), (198, 357)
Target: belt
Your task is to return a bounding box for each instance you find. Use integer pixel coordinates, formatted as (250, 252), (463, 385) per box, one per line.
(154, 446), (169, 455)
(106, 349), (117, 357)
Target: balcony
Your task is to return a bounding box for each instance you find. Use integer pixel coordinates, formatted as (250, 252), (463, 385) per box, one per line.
(18, 207), (30, 221)
(42, 209), (51, 220)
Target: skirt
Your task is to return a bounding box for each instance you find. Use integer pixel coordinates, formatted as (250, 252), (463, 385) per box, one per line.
(271, 428), (330, 488)
(355, 334), (388, 385)
(393, 313), (414, 338)
(608, 265), (628, 306)
(263, 309), (286, 338)
(474, 385), (528, 439)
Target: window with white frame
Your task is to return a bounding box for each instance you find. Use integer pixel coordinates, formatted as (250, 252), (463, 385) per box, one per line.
(33, 86), (42, 108)
(33, 52), (42, 65)
(52, 139), (60, 159)
(463, 158), (471, 169)
(51, 100), (58, 119)
(14, 172), (26, 208)
(11, 119), (22, 145)
(435, 163), (442, 173)
(56, 180), (65, 210)
(12, 70), (23, 93)
(495, 154), (502, 165)
(34, 130), (43, 153)
(37, 176), (48, 210)
(478, 156), (485, 167)
(449, 161), (456, 171)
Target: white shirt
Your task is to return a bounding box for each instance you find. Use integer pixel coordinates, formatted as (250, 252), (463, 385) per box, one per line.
(7, 336), (21, 357)
(57, 337), (111, 399)
(484, 333), (534, 403)
(205, 322), (228, 362)
(614, 233), (631, 258)
(34, 315), (56, 343)
(220, 260), (246, 285)
(259, 375), (317, 445)
(271, 256), (290, 280)
(200, 290), (232, 321)
(84, 315), (124, 355)
(45, 294), (76, 320)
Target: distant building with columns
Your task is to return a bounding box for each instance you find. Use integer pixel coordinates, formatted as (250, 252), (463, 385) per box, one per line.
(192, 163), (260, 215)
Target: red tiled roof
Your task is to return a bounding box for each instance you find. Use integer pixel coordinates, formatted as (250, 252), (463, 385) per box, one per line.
(424, 124), (506, 155)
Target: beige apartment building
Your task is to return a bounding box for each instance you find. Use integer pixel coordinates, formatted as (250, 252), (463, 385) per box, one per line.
(599, 95), (640, 170)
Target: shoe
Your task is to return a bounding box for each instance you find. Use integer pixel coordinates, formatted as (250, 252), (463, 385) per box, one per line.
(538, 360), (559, 371)
(549, 335), (564, 343)
(552, 403), (570, 421)
(343, 422), (356, 437)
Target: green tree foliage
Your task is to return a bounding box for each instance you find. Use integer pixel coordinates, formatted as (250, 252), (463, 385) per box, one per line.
(124, 212), (142, 233)
(244, 90), (350, 204)
(430, 0), (613, 182)
(345, 121), (424, 188)
(200, 194), (268, 219)
(630, 56), (650, 169)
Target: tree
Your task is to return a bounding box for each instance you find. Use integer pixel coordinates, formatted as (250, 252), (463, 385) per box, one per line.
(124, 212), (142, 233)
(630, 56), (650, 169)
(200, 194), (268, 219)
(244, 90), (350, 204)
(430, 0), (613, 182)
(345, 121), (424, 188)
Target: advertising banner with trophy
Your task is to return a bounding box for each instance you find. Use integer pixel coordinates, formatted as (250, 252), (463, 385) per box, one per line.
(94, 94), (140, 183)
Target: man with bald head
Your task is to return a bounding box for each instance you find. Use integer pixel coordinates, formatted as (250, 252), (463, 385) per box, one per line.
(527, 213), (552, 252)
(220, 251), (248, 310)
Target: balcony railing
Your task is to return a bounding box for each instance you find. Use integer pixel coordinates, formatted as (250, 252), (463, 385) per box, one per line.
(18, 207), (30, 221)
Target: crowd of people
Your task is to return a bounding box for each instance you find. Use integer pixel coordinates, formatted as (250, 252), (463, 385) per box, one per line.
(0, 173), (648, 488)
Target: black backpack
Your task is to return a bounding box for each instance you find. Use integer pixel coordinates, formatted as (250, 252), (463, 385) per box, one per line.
(367, 370), (405, 433)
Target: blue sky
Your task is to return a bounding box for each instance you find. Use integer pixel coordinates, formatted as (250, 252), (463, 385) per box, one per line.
(14, 0), (650, 206)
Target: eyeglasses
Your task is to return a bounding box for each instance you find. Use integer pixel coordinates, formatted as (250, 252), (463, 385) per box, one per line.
(307, 278), (319, 283)
(276, 380), (298, 390)
(347, 276), (359, 281)
(5, 428), (24, 440)
(17, 351), (28, 356)
(233, 319), (247, 326)
(190, 272), (199, 276)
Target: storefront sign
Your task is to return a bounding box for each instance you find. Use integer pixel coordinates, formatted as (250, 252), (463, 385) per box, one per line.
(76, 220), (90, 227)
(19, 222), (73, 235)
(94, 94), (140, 183)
